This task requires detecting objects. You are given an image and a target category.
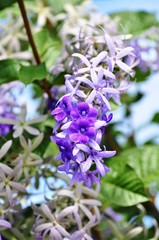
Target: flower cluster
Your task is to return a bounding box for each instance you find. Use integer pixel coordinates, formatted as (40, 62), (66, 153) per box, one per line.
(32, 182), (101, 240)
(51, 30), (138, 186)
(51, 97), (115, 187)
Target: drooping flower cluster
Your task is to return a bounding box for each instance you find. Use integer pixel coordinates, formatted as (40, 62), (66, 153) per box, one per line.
(51, 97), (115, 187)
(51, 30), (138, 186)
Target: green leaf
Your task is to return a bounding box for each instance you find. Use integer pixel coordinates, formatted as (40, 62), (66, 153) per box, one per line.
(100, 168), (149, 207)
(151, 112), (159, 123)
(0, 0), (16, 10)
(108, 145), (159, 186)
(34, 29), (62, 68)
(125, 146), (159, 185)
(111, 11), (159, 36)
(135, 67), (151, 82)
(0, 59), (20, 83)
(19, 63), (48, 84)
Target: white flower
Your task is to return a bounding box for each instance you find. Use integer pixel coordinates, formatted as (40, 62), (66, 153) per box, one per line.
(27, 1), (55, 29)
(13, 134), (44, 180)
(0, 161), (25, 206)
(33, 203), (70, 239)
(0, 105), (47, 138)
(0, 11), (27, 53)
(57, 182), (101, 222)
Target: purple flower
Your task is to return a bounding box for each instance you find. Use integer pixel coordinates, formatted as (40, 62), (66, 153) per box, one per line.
(80, 170), (100, 188)
(77, 143), (115, 176)
(71, 102), (98, 120)
(51, 96), (72, 121)
(69, 118), (96, 144)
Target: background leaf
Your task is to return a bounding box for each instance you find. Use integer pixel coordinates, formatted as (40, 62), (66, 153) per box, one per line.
(0, 0), (16, 10)
(0, 59), (20, 83)
(100, 168), (149, 207)
(108, 145), (159, 186)
(19, 63), (48, 84)
(111, 11), (159, 35)
(34, 29), (62, 68)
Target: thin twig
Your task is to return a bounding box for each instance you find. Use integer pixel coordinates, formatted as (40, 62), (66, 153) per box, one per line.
(17, 0), (41, 65)
(17, 0), (52, 98)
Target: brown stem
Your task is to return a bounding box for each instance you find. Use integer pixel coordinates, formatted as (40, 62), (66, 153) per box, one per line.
(17, 0), (41, 65)
(17, 0), (52, 98)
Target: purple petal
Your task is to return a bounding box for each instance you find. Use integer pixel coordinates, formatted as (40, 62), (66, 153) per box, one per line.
(116, 60), (132, 74)
(55, 112), (66, 121)
(91, 51), (107, 67)
(116, 47), (134, 59)
(50, 227), (62, 240)
(70, 133), (88, 144)
(77, 119), (89, 129)
(69, 122), (78, 133)
(72, 53), (91, 67)
(51, 107), (62, 115)
(94, 158), (106, 176)
(89, 139), (101, 151)
(76, 144), (90, 153)
(77, 102), (89, 113)
(103, 69), (115, 79)
(71, 110), (79, 120)
(86, 90), (96, 103)
(0, 219), (11, 228)
(87, 127), (96, 139)
(90, 69), (98, 85)
(82, 156), (92, 172)
(99, 150), (116, 158)
(104, 33), (115, 57)
(88, 108), (98, 118)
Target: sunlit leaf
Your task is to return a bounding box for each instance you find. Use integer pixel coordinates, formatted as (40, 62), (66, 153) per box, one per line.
(34, 29), (62, 68)
(19, 63), (48, 84)
(100, 168), (149, 207)
(111, 11), (159, 35)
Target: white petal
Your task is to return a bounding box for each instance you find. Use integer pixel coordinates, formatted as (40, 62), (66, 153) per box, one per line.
(19, 135), (27, 149)
(0, 117), (18, 125)
(0, 140), (12, 159)
(79, 204), (93, 219)
(81, 199), (102, 206)
(27, 115), (48, 125)
(9, 181), (26, 192)
(57, 189), (75, 200)
(56, 224), (70, 237)
(24, 126), (40, 135)
(58, 206), (75, 219)
(72, 53), (91, 67)
(0, 163), (12, 175)
(41, 203), (55, 222)
(61, 121), (72, 130)
(13, 127), (23, 138)
(82, 157), (92, 172)
(32, 133), (44, 150)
